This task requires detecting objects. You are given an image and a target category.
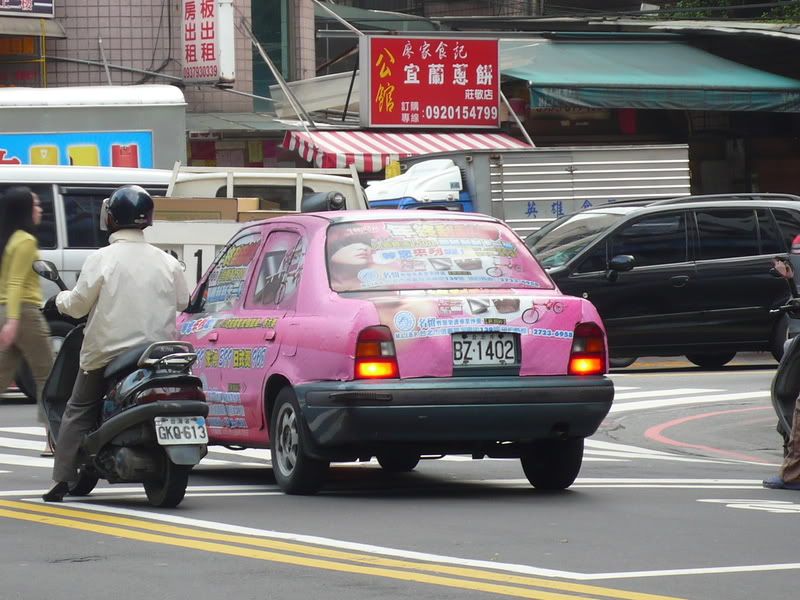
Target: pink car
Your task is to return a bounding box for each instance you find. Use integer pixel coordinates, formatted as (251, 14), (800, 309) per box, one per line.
(178, 210), (614, 494)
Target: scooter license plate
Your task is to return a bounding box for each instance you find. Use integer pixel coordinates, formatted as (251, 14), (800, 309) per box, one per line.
(154, 416), (208, 446)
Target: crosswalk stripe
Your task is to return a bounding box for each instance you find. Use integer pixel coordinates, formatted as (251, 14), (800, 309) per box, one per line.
(614, 388), (719, 400)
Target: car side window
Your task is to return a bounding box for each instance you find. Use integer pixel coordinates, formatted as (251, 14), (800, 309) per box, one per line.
(757, 209), (785, 254)
(695, 208), (758, 260)
(248, 231), (303, 308)
(192, 232), (262, 314)
(772, 208), (800, 252)
(575, 241), (607, 273)
(0, 184), (56, 249)
(609, 212), (687, 267)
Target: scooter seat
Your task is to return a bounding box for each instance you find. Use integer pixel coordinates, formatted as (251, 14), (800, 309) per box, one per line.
(104, 343), (153, 381)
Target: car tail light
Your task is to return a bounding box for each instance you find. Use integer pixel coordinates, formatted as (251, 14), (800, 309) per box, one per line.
(134, 386), (205, 405)
(792, 234), (800, 255)
(568, 323), (606, 376)
(355, 326), (399, 379)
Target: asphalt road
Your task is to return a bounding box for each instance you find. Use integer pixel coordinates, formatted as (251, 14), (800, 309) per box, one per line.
(0, 354), (794, 600)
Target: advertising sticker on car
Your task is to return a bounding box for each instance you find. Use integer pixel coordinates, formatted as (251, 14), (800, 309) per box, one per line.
(154, 416), (208, 445)
(452, 332), (518, 366)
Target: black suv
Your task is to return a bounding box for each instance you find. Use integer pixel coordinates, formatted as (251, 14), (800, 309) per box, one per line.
(525, 194), (800, 368)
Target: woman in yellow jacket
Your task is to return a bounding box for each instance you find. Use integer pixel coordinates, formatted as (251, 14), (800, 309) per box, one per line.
(0, 187), (55, 455)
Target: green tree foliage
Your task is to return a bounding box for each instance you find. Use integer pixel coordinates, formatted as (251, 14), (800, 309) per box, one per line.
(668, 1), (800, 21)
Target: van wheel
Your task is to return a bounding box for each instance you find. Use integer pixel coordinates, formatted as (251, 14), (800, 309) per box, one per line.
(270, 387), (329, 495)
(14, 320), (73, 403)
(377, 453), (420, 473)
(521, 438), (584, 490)
(686, 352), (736, 369)
(771, 315), (790, 362)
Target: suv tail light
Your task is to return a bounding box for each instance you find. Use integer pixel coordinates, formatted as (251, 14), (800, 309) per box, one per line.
(355, 326), (399, 379)
(568, 323), (606, 376)
(792, 234), (800, 255)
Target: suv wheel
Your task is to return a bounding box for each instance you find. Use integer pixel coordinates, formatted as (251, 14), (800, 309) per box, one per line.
(686, 352), (736, 369)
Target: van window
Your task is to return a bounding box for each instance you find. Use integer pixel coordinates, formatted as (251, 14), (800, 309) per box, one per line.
(0, 184), (56, 249)
(215, 185), (314, 211)
(610, 212), (687, 267)
(63, 192), (109, 249)
(695, 209), (758, 260)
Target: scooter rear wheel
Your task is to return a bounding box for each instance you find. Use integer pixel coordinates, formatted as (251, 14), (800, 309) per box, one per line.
(68, 468), (99, 496)
(143, 459), (190, 508)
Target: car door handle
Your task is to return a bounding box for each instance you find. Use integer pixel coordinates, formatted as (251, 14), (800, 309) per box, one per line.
(670, 275), (690, 288)
(207, 331), (219, 342)
(264, 329), (275, 341)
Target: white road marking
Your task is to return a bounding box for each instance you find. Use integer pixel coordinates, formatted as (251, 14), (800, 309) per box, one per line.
(0, 436), (48, 451)
(0, 427), (45, 436)
(614, 388), (720, 400)
(610, 391), (770, 413)
(698, 498), (800, 513)
(0, 453), (52, 468)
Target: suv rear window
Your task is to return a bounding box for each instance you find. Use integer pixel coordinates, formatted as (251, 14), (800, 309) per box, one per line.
(326, 219), (552, 292)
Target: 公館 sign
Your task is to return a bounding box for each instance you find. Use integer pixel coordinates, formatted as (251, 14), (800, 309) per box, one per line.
(182, 0), (235, 86)
(359, 36), (499, 129)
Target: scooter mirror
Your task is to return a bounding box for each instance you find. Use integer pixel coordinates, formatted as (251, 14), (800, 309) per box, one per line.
(32, 260), (60, 282)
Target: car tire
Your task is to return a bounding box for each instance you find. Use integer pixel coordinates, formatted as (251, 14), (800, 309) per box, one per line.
(377, 453), (420, 473)
(609, 357), (637, 369)
(685, 352), (736, 369)
(270, 387), (329, 495)
(14, 320), (73, 403)
(771, 315), (790, 362)
(520, 438), (584, 490)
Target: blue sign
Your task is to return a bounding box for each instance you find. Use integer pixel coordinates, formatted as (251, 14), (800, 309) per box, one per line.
(0, 131), (154, 168)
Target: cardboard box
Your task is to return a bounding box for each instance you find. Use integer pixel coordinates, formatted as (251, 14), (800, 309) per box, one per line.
(236, 197), (260, 212)
(153, 197), (238, 221)
(237, 210), (297, 222)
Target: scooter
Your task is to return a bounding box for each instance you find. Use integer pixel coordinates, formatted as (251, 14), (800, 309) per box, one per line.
(770, 257), (800, 456)
(34, 260), (209, 507)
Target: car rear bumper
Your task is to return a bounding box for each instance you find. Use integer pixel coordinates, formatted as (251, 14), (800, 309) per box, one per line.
(294, 376), (613, 452)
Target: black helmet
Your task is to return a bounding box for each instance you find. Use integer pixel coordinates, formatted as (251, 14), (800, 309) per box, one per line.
(104, 185), (154, 232)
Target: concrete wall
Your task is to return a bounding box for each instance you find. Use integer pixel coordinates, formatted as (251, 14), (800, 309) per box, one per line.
(47, 0), (253, 112)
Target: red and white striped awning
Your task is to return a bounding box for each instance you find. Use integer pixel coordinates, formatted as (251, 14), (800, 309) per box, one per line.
(281, 130), (532, 173)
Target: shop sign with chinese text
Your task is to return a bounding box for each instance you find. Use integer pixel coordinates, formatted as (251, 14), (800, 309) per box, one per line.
(182, 0), (235, 86)
(360, 36), (499, 129)
(0, 0), (54, 18)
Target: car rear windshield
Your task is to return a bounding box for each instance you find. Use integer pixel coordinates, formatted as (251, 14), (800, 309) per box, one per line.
(326, 219), (553, 292)
(526, 212), (625, 268)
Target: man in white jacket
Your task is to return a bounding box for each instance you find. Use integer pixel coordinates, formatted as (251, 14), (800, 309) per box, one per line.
(43, 185), (189, 502)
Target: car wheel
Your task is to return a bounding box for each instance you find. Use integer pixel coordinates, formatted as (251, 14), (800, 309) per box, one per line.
(270, 387), (329, 495)
(771, 315), (790, 362)
(685, 352), (736, 369)
(14, 320), (73, 403)
(609, 357), (637, 369)
(520, 438), (584, 490)
(377, 453), (420, 473)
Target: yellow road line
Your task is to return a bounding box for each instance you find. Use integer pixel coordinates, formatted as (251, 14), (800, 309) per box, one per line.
(0, 501), (686, 600)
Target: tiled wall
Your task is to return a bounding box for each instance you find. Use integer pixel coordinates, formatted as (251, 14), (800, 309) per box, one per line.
(48, 0), (254, 112)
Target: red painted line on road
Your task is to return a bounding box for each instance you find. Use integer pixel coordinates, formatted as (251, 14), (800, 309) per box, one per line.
(644, 406), (774, 465)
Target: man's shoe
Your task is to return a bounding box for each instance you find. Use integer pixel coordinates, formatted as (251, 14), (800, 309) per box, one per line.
(762, 475), (800, 490)
(42, 481), (69, 502)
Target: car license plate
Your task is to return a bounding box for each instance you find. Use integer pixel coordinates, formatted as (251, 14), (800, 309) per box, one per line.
(452, 332), (518, 366)
(154, 416), (208, 446)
